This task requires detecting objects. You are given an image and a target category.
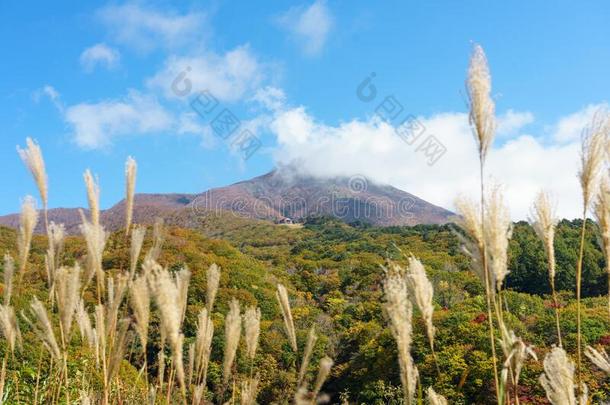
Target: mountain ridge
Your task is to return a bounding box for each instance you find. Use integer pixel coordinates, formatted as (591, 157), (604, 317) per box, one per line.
(0, 170), (453, 232)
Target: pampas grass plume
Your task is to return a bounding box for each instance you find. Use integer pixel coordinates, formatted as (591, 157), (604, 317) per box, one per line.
(206, 263), (220, 312)
(276, 283), (298, 352)
(17, 196), (38, 275)
(222, 298), (241, 383)
(243, 306), (261, 360)
(539, 346), (582, 405)
(3, 255), (15, 305)
(124, 156), (137, 234)
(467, 44), (496, 162)
(83, 170), (100, 226)
(17, 138), (48, 210)
(579, 110), (609, 210)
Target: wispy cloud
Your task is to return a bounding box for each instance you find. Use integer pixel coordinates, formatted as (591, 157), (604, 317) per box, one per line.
(147, 45), (265, 102)
(80, 43), (120, 72)
(552, 102), (609, 143)
(97, 2), (207, 53)
(276, 0), (333, 56)
(64, 90), (173, 149)
(496, 109), (534, 137)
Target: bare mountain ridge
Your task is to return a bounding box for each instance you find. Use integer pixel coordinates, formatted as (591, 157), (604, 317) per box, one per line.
(0, 171), (453, 233)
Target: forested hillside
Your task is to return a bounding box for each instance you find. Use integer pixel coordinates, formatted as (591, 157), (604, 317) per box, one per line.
(2, 215), (609, 404)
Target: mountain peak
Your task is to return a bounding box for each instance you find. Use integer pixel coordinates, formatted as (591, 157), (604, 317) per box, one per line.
(0, 170), (453, 233)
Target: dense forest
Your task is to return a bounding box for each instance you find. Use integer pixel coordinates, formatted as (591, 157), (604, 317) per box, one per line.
(2, 214), (609, 404)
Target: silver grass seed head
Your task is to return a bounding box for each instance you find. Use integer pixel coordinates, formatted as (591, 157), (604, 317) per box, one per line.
(240, 375), (260, 405)
(18, 196), (39, 273)
(129, 225), (146, 278)
(125, 156), (137, 234)
(405, 256), (435, 348)
(25, 297), (61, 360)
(206, 263), (220, 312)
(3, 255), (15, 305)
(594, 176), (610, 270)
(17, 137), (48, 208)
(426, 387), (448, 405)
(312, 356), (334, 401)
(529, 190), (558, 282)
(75, 299), (95, 348)
(129, 274), (150, 350)
(222, 298), (241, 383)
(484, 186), (512, 291)
(55, 264), (82, 341)
(539, 346), (579, 405)
(83, 169), (100, 226)
(579, 110), (610, 210)
(276, 283), (298, 352)
(144, 218), (165, 263)
(467, 44), (496, 162)
(0, 304), (21, 353)
(243, 306), (261, 360)
(585, 345), (610, 376)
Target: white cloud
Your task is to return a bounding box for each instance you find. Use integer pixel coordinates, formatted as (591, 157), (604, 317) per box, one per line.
(80, 43), (120, 72)
(97, 3), (206, 52)
(251, 86), (286, 111)
(497, 109), (534, 137)
(269, 106), (590, 219)
(552, 103), (609, 143)
(277, 0), (333, 56)
(147, 46), (264, 102)
(64, 90), (172, 149)
(33, 85), (64, 111)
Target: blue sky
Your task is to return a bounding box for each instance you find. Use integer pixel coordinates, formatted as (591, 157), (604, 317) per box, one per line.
(2, 1), (609, 218)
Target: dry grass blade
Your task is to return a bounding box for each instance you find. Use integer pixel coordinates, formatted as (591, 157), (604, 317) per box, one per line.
(17, 137), (48, 210)
(107, 319), (130, 384)
(3, 255), (15, 305)
(298, 326), (318, 388)
(276, 284), (298, 352)
(124, 156), (137, 234)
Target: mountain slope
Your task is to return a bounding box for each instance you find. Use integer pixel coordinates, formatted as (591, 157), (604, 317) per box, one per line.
(0, 170), (453, 232)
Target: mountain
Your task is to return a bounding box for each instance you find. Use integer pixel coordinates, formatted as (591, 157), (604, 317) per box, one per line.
(0, 170), (453, 232)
